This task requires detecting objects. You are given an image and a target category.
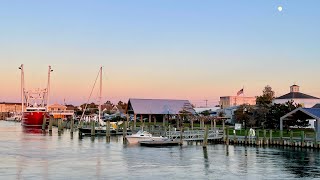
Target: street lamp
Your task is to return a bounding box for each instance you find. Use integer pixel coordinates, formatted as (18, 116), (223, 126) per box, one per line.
(243, 107), (248, 143)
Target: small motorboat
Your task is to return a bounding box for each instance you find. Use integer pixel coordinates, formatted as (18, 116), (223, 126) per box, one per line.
(125, 130), (166, 144)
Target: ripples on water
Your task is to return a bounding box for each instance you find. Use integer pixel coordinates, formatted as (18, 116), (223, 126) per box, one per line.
(0, 121), (319, 179)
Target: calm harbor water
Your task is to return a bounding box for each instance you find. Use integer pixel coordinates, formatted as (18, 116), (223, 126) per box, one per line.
(0, 121), (319, 180)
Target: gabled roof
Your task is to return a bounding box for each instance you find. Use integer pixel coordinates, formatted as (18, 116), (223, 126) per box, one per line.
(281, 107), (320, 120)
(275, 92), (319, 100)
(312, 104), (320, 108)
(127, 98), (195, 115)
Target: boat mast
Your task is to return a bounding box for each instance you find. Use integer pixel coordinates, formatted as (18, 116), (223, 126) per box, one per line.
(19, 64), (24, 113)
(47, 65), (53, 111)
(99, 66), (102, 122)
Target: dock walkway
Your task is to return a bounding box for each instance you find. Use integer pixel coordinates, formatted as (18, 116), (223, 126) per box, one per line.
(166, 129), (223, 141)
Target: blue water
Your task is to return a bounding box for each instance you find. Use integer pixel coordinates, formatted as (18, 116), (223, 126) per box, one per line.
(0, 121), (319, 180)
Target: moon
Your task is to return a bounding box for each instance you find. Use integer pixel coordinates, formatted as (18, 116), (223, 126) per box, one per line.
(278, 6), (283, 12)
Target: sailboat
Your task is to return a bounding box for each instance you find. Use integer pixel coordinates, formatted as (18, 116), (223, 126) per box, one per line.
(78, 67), (131, 136)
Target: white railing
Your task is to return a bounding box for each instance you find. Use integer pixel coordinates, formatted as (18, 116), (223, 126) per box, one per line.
(166, 129), (223, 141)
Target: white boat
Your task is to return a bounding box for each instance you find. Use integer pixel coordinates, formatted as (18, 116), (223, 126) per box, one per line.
(125, 130), (166, 144)
(5, 114), (22, 121)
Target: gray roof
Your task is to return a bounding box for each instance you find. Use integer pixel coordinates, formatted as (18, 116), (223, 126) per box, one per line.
(281, 107), (320, 120)
(302, 108), (320, 119)
(275, 92), (319, 100)
(127, 98), (195, 115)
(312, 104), (320, 108)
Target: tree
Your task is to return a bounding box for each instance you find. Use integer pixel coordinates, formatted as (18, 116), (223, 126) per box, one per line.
(254, 85), (275, 128)
(117, 101), (128, 112)
(234, 104), (255, 129)
(200, 110), (211, 116)
(265, 101), (303, 129)
(256, 85), (275, 105)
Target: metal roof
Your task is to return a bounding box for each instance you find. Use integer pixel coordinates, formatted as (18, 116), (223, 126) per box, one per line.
(281, 107), (320, 120)
(312, 104), (320, 108)
(127, 98), (195, 115)
(302, 108), (320, 119)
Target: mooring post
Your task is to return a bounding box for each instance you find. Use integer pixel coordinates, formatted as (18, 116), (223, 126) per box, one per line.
(245, 130), (248, 145)
(42, 114), (46, 131)
(222, 119), (225, 142)
(49, 117), (53, 132)
(226, 126), (229, 145)
(269, 130), (273, 144)
(58, 119), (62, 132)
(233, 129), (237, 144)
(203, 125), (209, 148)
(70, 118), (74, 134)
(256, 130), (260, 146)
(290, 130), (293, 146)
(301, 131), (305, 147)
(91, 120), (95, 136)
(116, 121), (119, 134)
(263, 129), (267, 145)
(179, 125), (183, 146)
(123, 121), (127, 144)
(106, 120), (110, 143)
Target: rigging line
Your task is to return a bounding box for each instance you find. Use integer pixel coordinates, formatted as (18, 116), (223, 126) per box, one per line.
(79, 68), (101, 124)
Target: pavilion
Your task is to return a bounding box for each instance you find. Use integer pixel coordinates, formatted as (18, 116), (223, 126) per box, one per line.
(280, 107), (320, 141)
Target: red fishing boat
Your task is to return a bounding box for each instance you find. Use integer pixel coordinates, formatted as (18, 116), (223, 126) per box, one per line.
(19, 64), (53, 128)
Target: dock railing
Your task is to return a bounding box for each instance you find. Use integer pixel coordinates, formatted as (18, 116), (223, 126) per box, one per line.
(166, 129), (223, 141)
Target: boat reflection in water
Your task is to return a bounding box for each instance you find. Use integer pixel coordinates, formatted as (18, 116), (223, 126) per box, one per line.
(22, 126), (44, 134)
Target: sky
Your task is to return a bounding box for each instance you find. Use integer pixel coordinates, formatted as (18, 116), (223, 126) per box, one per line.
(0, 0), (320, 107)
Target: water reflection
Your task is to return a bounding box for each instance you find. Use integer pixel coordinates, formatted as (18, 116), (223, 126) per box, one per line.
(202, 148), (209, 176)
(279, 147), (320, 178)
(22, 127), (44, 134)
(1, 121), (320, 179)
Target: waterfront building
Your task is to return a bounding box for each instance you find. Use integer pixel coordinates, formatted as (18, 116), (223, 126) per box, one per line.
(126, 98), (195, 124)
(280, 107), (320, 140)
(48, 104), (74, 119)
(216, 106), (239, 124)
(0, 102), (24, 119)
(219, 96), (256, 109)
(0, 102), (23, 113)
(273, 85), (320, 108)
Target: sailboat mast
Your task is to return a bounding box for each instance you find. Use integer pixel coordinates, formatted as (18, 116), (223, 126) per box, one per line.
(46, 66), (53, 111)
(99, 66), (102, 121)
(19, 64), (24, 113)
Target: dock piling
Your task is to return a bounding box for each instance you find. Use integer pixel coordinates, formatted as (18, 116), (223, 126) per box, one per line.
(203, 125), (209, 148)
(106, 120), (110, 143)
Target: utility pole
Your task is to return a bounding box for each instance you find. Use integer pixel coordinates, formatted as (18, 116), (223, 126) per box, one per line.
(204, 99), (208, 107)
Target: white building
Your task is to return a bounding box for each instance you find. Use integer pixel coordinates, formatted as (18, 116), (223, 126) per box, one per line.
(219, 96), (256, 109)
(273, 85), (320, 108)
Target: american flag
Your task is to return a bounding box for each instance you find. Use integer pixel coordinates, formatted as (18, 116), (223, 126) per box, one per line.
(237, 88), (244, 96)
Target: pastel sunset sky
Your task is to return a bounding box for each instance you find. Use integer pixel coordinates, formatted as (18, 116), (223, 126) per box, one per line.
(0, 1), (319, 107)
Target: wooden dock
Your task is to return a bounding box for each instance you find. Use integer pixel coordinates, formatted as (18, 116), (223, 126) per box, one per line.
(166, 129), (223, 141)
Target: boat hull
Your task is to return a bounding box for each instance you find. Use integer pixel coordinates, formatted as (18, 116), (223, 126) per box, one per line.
(139, 139), (181, 147)
(126, 136), (165, 144)
(21, 111), (48, 127)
